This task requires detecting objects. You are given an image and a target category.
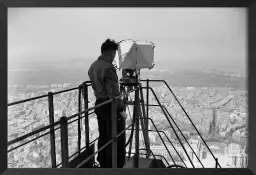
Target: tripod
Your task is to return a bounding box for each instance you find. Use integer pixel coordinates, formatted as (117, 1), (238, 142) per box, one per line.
(120, 77), (151, 167)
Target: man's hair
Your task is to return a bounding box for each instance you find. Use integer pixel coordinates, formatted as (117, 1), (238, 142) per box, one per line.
(101, 39), (119, 54)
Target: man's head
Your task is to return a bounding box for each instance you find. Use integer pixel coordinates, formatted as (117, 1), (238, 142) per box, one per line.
(101, 39), (118, 63)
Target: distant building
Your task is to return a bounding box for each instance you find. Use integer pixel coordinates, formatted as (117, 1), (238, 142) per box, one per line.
(230, 113), (237, 120)
(225, 142), (248, 167)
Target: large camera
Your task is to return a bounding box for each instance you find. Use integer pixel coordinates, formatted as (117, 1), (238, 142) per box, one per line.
(115, 40), (155, 87)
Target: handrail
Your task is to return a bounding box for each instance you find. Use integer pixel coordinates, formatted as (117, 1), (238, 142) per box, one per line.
(67, 111), (95, 125)
(138, 117), (177, 166)
(8, 121), (61, 146)
(8, 82), (137, 169)
(160, 105), (204, 167)
(142, 87), (195, 168)
(76, 119), (138, 168)
(7, 111), (96, 153)
(148, 129), (187, 168)
(8, 94), (49, 106)
(142, 80), (221, 168)
(7, 89), (136, 147)
(57, 127), (185, 168)
(146, 103), (204, 168)
(56, 135), (171, 168)
(7, 110), (95, 148)
(8, 81), (92, 106)
(75, 116), (176, 168)
(127, 128), (187, 167)
(8, 82), (92, 168)
(8, 126), (60, 153)
(7, 79), (221, 168)
(8, 81), (178, 168)
(67, 88), (137, 121)
(55, 136), (99, 168)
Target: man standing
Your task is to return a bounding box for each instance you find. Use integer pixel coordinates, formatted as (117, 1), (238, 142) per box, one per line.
(88, 39), (126, 168)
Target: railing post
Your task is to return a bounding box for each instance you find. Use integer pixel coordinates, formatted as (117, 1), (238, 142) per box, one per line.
(60, 116), (69, 168)
(48, 92), (57, 168)
(134, 86), (140, 168)
(146, 79), (149, 119)
(83, 83), (90, 149)
(146, 79), (149, 148)
(111, 98), (118, 168)
(78, 87), (82, 153)
(215, 158), (219, 168)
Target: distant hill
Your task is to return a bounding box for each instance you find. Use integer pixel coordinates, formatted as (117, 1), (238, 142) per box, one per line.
(8, 58), (246, 90)
(141, 70), (246, 90)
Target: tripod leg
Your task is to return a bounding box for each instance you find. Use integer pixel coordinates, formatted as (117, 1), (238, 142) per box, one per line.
(133, 85), (141, 168)
(134, 85), (150, 158)
(139, 85), (151, 158)
(127, 105), (135, 160)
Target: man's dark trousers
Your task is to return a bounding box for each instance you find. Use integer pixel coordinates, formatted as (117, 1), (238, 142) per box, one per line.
(95, 98), (126, 168)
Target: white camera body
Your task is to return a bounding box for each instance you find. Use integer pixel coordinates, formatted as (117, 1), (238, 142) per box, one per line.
(116, 41), (155, 70)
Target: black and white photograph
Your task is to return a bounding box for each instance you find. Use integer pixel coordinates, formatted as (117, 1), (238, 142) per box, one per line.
(7, 8), (247, 169)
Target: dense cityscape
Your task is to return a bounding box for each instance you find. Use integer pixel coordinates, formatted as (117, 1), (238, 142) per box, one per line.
(7, 80), (248, 168)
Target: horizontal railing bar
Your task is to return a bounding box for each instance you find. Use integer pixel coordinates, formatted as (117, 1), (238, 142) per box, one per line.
(69, 136), (99, 159)
(67, 88), (137, 121)
(7, 79), (163, 107)
(55, 137), (99, 168)
(7, 127), (59, 153)
(8, 111), (96, 147)
(76, 120), (137, 168)
(8, 94), (49, 106)
(7, 79), (159, 107)
(140, 117), (177, 166)
(52, 81), (92, 95)
(127, 128), (187, 167)
(140, 80), (163, 82)
(8, 82), (92, 107)
(68, 111), (95, 125)
(52, 87), (79, 95)
(8, 122), (61, 146)
(8, 79), (165, 108)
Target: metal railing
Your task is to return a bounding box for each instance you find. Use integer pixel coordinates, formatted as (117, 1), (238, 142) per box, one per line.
(60, 87), (137, 168)
(148, 104), (203, 167)
(141, 79), (221, 168)
(76, 119), (138, 168)
(7, 79), (220, 168)
(8, 81), (91, 168)
(127, 128), (187, 167)
(8, 83), (136, 168)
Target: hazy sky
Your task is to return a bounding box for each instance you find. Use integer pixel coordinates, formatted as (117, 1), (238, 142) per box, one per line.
(8, 8), (246, 65)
